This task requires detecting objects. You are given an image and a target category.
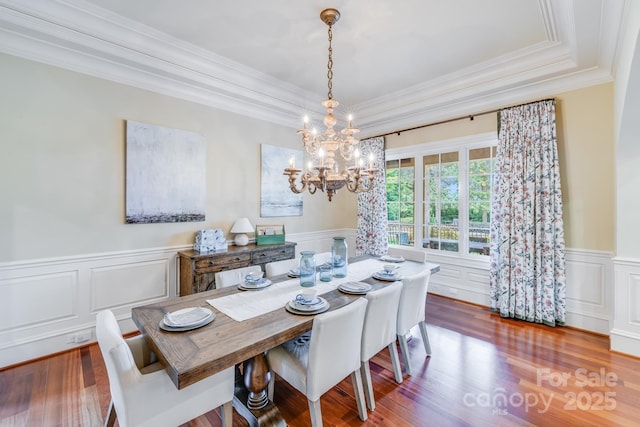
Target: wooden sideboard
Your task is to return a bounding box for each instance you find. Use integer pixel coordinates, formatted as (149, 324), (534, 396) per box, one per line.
(177, 242), (297, 295)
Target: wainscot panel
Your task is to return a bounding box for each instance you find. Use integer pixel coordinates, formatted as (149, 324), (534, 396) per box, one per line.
(611, 257), (640, 357)
(417, 247), (613, 334)
(0, 248), (177, 368)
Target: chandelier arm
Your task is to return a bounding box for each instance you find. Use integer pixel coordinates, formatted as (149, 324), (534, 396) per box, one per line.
(284, 169), (307, 194)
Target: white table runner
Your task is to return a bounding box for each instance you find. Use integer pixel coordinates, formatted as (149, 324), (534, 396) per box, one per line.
(207, 258), (386, 322)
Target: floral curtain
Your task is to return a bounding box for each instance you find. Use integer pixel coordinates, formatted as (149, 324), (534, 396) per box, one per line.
(489, 99), (566, 326)
(356, 136), (388, 256)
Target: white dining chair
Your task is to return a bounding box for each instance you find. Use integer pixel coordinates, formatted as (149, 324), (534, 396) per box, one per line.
(360, 281), (403, 411)
(267, 298), (369, 426)
(214, 265), (262, 288)
(387, 246), (427, 263)
(396, 270), (432, 376)
(314, 251), (332, 265)
(265, 258), (299, 277)
(96, 310), (234, 427)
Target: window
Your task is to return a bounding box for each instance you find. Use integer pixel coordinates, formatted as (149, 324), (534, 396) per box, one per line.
(385, 133), (497, 257)
(423, 152), (459, 253)
(468, 147), (496, 255)
(386, 158), (415, 246)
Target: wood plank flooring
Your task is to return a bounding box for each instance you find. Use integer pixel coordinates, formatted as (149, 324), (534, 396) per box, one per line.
(1, 295), (639, 426)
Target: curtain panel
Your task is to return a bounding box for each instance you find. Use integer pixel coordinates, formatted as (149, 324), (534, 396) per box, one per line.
(489, 99), (567, 326)
(356, 136), (388, 256)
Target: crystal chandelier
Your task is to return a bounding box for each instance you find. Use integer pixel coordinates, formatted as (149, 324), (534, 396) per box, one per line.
(284, 8), (376, 202)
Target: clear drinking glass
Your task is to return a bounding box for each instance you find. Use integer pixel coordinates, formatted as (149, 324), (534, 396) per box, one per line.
(299, 251), (316, 287)
(331, 237), (348, 278)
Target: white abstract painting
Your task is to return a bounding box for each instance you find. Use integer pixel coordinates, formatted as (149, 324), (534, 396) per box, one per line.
(126, 120), (205, 223)
(261, 144), (303, 217)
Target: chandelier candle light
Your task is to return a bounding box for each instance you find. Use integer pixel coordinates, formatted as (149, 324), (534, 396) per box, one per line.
(284, 8), (377, 202)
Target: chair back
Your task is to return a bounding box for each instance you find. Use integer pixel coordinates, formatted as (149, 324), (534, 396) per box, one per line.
(214, 265), (262, 288)
(265, 258), (298, 277)
(387, 247), (427, 263)
(96, 310), (141, 423)
(361, 281), (403, 361)
(397, 270), (431, 335)
(314, 252), (332, 265)
(306, 298), (368, 401)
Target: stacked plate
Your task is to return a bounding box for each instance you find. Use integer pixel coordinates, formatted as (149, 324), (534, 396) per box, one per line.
(373, 270), (403, 281)
(287, 268), (301, 278)
(380, 255), (405, 263)
(286, 296), (329, 315)
(338, 281), (372, 295)
(160, 307), (215, 332)
(238, 277), (272, 291)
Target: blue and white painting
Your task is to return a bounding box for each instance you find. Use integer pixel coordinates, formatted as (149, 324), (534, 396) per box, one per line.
(126, 120), (206, 223)
(261, 144), (303, 217)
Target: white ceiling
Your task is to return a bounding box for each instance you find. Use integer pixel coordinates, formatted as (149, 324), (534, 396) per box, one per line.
(0, 0), (628, 137)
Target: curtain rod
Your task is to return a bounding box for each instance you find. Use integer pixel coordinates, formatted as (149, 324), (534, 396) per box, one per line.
(370, 98), (555, 138)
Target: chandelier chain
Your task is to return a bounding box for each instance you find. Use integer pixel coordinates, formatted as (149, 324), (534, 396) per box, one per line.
(327, 25), (333, 100)
(285, 8), (376, 202)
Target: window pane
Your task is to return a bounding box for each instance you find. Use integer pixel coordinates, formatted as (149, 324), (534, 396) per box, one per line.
(386, 157), (415, 247)
(468, 147), (494, 256)
(422, 152), (459, 253)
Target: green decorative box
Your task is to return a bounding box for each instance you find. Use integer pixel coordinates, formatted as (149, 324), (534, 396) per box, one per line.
(256, 224), (285, 245)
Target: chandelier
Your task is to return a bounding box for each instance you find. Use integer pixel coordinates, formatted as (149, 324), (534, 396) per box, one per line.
(284, 8), (376, 202)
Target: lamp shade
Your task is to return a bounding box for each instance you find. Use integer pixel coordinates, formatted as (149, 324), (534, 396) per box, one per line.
(231, 218), (253, 233)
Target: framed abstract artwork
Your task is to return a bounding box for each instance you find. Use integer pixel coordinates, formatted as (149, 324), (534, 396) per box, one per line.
(125, 120), (206, 223)
(260, 144), (303, 217)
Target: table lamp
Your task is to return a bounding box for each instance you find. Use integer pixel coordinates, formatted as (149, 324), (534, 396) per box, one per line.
(230, 217), (253, 246)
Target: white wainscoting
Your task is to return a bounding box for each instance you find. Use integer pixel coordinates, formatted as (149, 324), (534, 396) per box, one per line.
(0, 232), (615, 367)
(0, 229), (352, 368)
(0, 247), (178, 368)
(610, 257), (640, 357)
(424, 248), (613, 334)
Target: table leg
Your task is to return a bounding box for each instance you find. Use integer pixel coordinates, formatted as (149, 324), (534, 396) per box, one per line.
(233, 353), (286, 427)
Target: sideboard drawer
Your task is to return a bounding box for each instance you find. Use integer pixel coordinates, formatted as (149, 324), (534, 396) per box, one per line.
(194, 252), (251, 271)
(251, 246), (296, 264)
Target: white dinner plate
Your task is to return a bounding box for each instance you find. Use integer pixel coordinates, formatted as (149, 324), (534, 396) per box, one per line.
(238, 279), (272, 290)
(163, 307), (213, 327)
(373, 271), (403, 282)
(159, 312), (215, 332)
(286, 298), (330, 315)
(380, 255), (405, 263)
(288, 269), (301, 278)
(338, 281), (372, 295)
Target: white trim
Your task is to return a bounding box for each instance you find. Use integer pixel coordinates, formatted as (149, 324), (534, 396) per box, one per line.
(0, 0), (627, 135)
(610, 257), (640, 357)
(386, 132), (498, 158)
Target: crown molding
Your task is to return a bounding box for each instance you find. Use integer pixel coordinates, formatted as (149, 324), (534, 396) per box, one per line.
(0, 0), (627, 134)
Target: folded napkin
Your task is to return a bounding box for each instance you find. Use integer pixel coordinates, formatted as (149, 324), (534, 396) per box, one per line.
(164, 307), (210, 327)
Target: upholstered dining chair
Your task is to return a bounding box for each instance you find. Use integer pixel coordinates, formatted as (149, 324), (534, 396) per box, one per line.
(360, 281), (403, 411)
(266, 298), (369, 427)
(96, 310), (234, 427)
(265, 258), (299, 278)
(396, 270), (432, 376)
(387, 246), (427, 263)
(214, 265), (262, 288)
(314, 251), (332, 265)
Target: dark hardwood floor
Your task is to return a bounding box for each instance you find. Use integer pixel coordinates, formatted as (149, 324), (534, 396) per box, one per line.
(1, 295), (639, 426)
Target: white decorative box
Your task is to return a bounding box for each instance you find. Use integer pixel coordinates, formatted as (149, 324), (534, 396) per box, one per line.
(193, 229), (227, 252)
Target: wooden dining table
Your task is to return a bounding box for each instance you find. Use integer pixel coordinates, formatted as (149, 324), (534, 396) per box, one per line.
(131, 256), (439, 426)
